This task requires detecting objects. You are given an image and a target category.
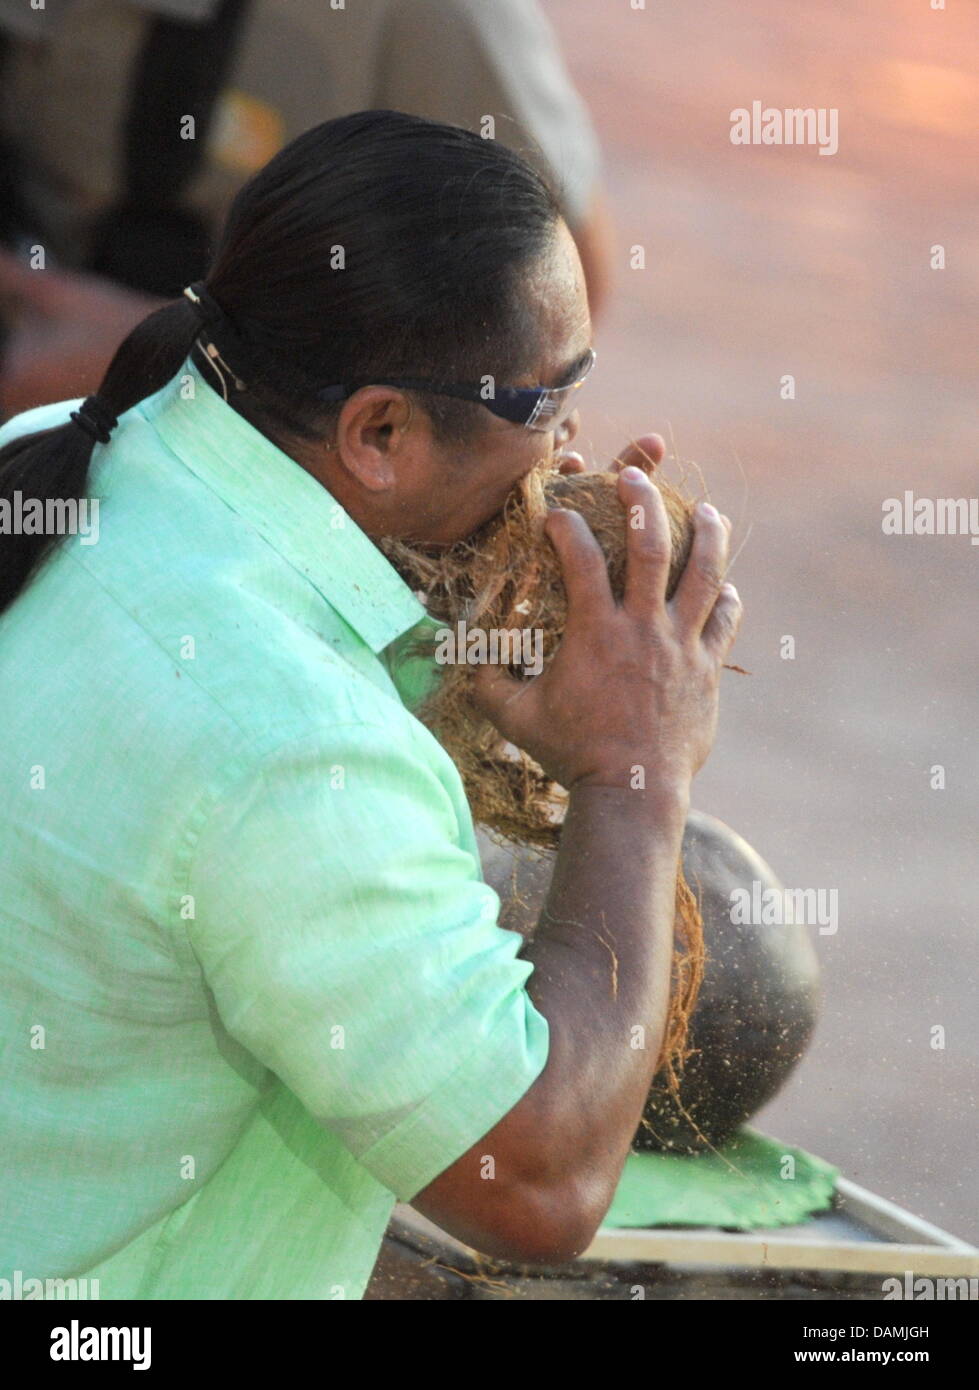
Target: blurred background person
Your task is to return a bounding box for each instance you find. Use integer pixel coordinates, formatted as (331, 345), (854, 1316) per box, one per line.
(0, 0), (613, 418)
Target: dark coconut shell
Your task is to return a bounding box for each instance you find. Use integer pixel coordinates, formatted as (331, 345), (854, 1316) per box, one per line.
(477, 809), (820, 1154)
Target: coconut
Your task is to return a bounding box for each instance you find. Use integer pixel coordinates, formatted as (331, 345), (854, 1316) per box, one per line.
(379, 460), (703, 1078)
(477, 812), (821, 1156)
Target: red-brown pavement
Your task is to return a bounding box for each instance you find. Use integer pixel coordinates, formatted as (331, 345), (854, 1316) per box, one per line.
(542, 0), (979, 1241)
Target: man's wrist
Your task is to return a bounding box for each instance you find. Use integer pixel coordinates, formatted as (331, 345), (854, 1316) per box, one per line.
(566, 775), (691, 829)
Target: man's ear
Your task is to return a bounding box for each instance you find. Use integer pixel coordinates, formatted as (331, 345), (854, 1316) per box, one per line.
(334, 387), (415, 491)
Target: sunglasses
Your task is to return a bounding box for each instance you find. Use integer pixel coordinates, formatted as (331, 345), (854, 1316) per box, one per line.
(314, 348), (596, 433)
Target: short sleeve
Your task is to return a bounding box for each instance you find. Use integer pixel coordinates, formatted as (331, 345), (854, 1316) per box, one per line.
(182, 721), (550, 1201)
(374, 0), (602, 228)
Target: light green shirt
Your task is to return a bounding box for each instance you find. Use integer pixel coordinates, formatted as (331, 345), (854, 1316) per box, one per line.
(0, 356), (549, 1300)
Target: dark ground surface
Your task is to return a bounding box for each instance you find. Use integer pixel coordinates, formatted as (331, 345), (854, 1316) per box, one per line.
(542, 0), (978, 1242)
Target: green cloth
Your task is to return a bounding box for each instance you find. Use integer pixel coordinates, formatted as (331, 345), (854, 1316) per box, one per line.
(0, 356), (549, 1299)
(606, 1130), (839, 1230)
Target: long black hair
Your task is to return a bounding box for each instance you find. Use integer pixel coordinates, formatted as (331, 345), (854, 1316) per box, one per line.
(0, 110), (561, 614)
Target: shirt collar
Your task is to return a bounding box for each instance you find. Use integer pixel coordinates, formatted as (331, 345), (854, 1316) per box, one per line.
(136, 355), (429, 655)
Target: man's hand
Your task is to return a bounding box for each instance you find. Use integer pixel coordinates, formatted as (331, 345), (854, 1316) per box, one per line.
(471, 463), (740, 792)
(0, 250), (164, 418)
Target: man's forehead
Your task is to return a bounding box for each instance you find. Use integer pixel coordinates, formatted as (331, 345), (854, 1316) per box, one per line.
(512, 332), (591, 390)
(513, 219), (591, 386)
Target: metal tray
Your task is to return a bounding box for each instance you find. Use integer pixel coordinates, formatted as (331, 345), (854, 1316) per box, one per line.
(374, 1167), (978, 1300)
(583, 1177), (979, 1278)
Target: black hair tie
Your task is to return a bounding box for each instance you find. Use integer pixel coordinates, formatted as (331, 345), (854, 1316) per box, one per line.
(69, 396), (119, 446)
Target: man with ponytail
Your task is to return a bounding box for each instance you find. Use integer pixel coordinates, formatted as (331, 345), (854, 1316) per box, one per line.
(0, 112), (741, 1298)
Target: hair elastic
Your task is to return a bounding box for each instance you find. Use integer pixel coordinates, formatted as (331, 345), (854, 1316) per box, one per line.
(69, 396), (118, 445)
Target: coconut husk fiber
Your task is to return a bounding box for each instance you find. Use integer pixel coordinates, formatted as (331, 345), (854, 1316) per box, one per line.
(379, 460), (704, 1077)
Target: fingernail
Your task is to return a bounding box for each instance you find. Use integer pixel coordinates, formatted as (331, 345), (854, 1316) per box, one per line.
(621, 465), (645, 481)
(722, 582), (739, 599)
(699, 502), (719, 519)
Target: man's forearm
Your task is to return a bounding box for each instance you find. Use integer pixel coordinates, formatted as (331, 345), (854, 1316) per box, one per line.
(411, 479), (739, 1263)
(517, 777), (690, 1206)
